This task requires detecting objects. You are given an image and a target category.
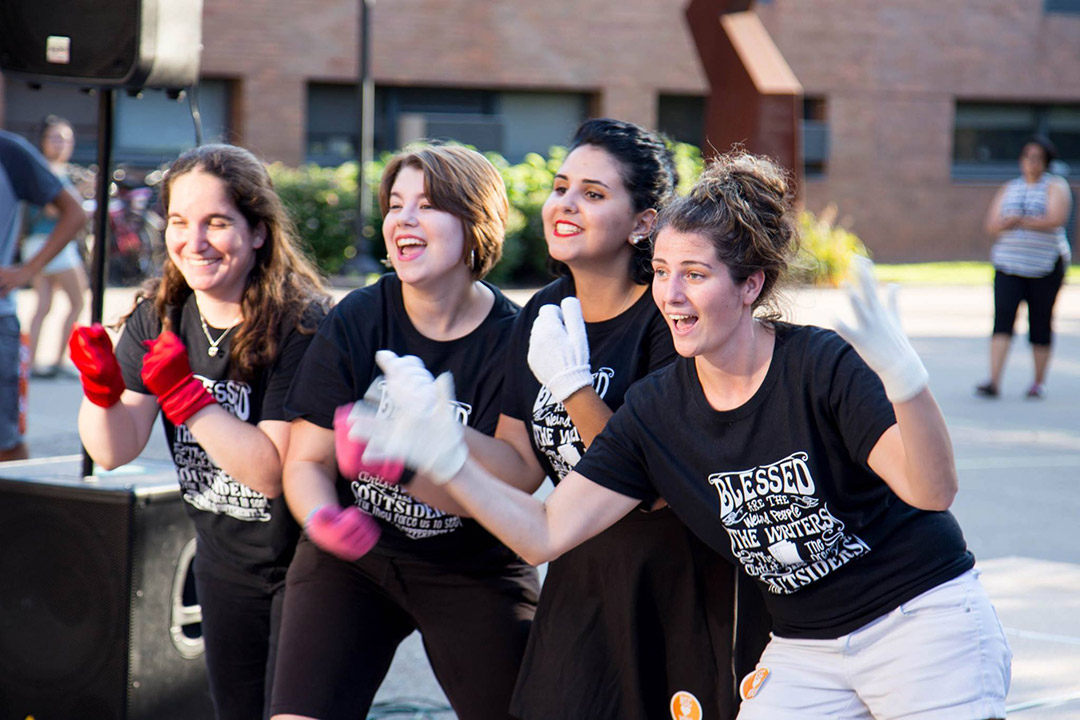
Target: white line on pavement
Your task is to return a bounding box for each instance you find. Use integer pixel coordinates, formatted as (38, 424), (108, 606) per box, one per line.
(955, 454), (1080, 471)
(1005, 627), (1080, 646)
(1007, 690), (1080, 714)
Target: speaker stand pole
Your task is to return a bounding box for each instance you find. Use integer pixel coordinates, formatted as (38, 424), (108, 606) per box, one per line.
(82, 87), (114, 480)
(346, 0), (378, 277)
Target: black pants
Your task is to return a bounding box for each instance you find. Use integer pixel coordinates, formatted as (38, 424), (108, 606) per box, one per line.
(510, 508), (771, 720)
(993, 257), (1066, 345)
(269, 537), (539, 720)
(194, 554), (286, 720)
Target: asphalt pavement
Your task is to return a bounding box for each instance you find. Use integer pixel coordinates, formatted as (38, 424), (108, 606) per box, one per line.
(13, 279), (1080, 718)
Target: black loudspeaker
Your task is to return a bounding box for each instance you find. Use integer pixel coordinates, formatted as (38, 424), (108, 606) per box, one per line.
(0, 0), (202, 89)
(0, 456), (213, 720)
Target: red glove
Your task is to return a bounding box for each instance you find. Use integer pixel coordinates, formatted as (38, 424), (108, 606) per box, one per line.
(305, 504), (381, 561)
(140, 331), (215, 425)
(333, 403), (405, 483)
(69, 324), (126, 408)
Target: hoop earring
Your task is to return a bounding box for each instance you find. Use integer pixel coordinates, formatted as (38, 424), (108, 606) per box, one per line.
(468, 248), (479, 271)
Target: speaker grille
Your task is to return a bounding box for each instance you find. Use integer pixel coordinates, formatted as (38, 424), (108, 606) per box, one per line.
(0, 483), (132, 719)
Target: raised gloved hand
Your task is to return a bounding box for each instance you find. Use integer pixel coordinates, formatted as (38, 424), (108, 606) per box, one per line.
(527, 296), (592, 403)
(834, 256), (929, 403)
(69, 324), (126, 408)
(305, 504), (381, 561)
(349, 351), (468, 486)
(140, 331), (216, 425)
(334, 402), (405, 483)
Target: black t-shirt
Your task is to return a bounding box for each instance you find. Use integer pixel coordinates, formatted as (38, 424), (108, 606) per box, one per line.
(284, 273), (518, 559)
(576, 322), (974, 639)
(501, 276), (675, 482)
(116, 294), (321, 582)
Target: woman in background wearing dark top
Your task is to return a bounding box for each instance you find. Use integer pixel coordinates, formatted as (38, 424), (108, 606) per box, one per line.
(72, 143), (331, 720)
(423, 119), (767, 720)
(977, 134), (1071, 399)
(361, 151), (1011, 720)
(270, 144), (537, 720)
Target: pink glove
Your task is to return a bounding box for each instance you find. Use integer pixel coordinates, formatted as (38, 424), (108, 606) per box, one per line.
(334, 403), (405, 483)
(304, 504), (381, 561)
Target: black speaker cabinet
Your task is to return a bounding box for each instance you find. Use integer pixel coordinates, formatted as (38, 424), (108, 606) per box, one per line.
(0, 0), (203, 90)
(0, 456), (213, 720)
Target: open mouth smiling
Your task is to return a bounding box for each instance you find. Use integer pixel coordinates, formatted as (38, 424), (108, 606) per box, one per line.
(396, 236), (427, 260)
(553, 221), (584, 237)
(668, 313), (699, 332)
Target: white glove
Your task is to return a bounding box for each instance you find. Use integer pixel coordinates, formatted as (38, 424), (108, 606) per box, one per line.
(351, 351), (468, 485)
(527, 296), (592, 403)
(834, 256), (929, 404)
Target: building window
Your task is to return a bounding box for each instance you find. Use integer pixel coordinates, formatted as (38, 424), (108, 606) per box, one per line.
(2, 78), (97, 163)
(801, 96), (828, 178)
(114, 80), (231, 167)
(1046, 0), (1080, 12)
(306, 83), (360, 165)
(953, 101), (1080, 178)
(499, 92), (588, 162)
(2, 77), (231, 169)
(306, 83), (587, 164)
(658, 95), (706, 148)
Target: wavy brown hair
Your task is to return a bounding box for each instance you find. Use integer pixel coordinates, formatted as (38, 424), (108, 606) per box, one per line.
(128, 144), (330, 378)
(378, 144), (507, 280)
(654, 151), (798, 320)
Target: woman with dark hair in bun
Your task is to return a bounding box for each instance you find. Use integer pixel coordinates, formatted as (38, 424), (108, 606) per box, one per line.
(361, 150), (1011, 720)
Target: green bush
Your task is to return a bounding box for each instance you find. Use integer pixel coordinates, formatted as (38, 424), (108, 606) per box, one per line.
(271, 147), (570, 285)
(269, 161), (357, 276)
(268, 157), (390, 277)
(269, 143), (864, 288)
(671, 141), (704, 196)
(489, 147), (564, 285)
(794, 204), (869, 286)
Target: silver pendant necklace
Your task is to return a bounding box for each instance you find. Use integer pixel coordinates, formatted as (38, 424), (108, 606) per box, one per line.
(198, 312), (241, 358)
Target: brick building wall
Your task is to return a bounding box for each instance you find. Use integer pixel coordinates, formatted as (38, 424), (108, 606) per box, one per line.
(3, 0), (1078, 260)
(758, 0), (1080, 261)
(199, 0), (707, 165)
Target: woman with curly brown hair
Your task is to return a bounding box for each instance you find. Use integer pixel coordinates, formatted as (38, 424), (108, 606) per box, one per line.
(71, 143), (331, 720)
(359, 150), (1011, 720)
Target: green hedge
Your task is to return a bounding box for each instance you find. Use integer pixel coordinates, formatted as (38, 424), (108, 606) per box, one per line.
(794, 204), (869, 286)
(269, 144), (863, 287)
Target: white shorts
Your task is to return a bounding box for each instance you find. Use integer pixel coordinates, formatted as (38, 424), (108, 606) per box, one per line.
(22, 233), (83, 276)
(737, 569), (1011, 720)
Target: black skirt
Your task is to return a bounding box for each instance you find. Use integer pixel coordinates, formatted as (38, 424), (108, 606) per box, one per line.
(510, 506), (770, 720)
